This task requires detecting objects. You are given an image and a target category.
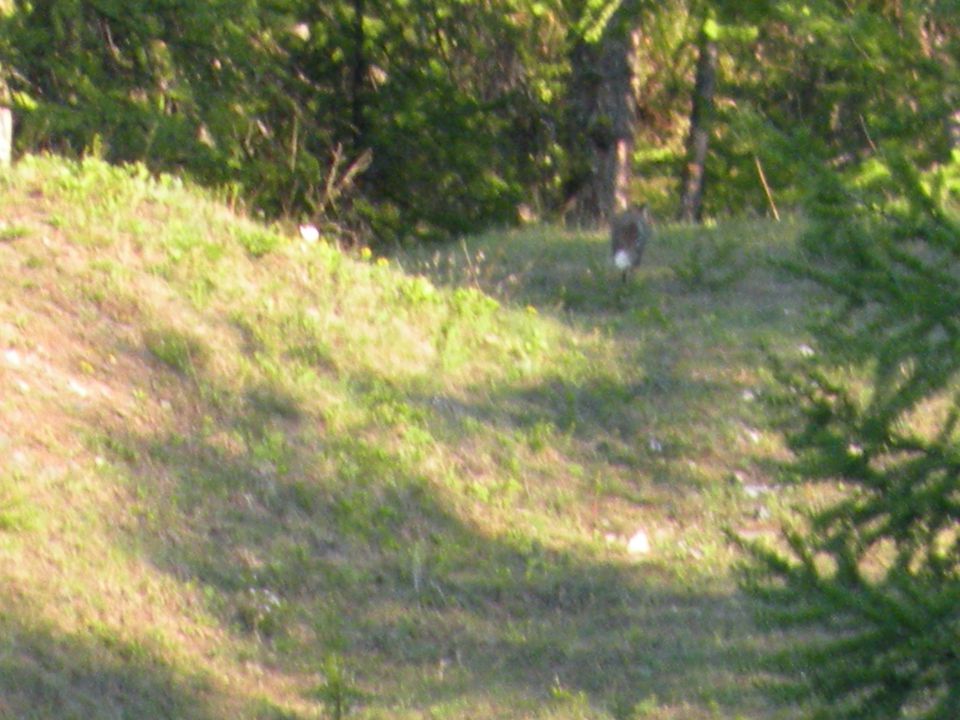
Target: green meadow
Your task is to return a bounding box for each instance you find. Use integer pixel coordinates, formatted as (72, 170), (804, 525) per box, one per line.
(0, 155), (820, 719)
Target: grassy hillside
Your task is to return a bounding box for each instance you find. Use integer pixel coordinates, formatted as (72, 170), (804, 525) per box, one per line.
(0, 154), (815, 720)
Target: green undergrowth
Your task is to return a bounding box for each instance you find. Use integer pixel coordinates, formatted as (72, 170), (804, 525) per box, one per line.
(0, 154), (816, 719)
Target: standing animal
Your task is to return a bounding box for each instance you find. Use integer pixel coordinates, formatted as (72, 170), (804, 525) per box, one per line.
(610, 204), (653, 282)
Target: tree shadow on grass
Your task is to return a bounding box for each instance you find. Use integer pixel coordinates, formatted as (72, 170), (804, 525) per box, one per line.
(409, 367), (746, 514)
(0, 609), (222, 720)
(422, 369), (729, 439)
(93, 357), (788, 719)
(68, 224), (804, 717)
(342, 543), (776, 716)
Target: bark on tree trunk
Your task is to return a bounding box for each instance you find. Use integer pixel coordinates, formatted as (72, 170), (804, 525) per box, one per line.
(678, 25), (717, 223)
(565, 21), (640, 225)
(350, 0), (368, 150)
(595, 26), (641, 220)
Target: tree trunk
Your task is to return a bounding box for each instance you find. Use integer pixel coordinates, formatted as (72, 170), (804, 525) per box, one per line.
(678, 24), (717, 223)
(595, 26), (641, 220)
(350, 0), (368, 150)
(565, 21), (640, 225)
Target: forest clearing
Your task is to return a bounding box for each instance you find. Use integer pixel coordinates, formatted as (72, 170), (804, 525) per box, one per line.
(1, 2), (958, 717)
(1, 155), (820, 719)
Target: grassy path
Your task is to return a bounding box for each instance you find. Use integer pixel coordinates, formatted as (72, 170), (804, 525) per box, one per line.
(0, 156), (813, 719)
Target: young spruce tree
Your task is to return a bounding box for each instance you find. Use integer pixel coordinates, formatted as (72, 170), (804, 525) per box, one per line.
(741, 154), (960, 719)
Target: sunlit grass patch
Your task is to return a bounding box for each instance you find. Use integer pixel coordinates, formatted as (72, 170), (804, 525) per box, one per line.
(144, 325), (208, 375)
(0, 473), (39, 533)
(0, 223), (30, 242)
(0, 154), (822, 719)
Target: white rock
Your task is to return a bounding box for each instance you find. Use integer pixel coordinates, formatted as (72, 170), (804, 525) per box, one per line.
(67, 379), (89, 398)
(627, 529), (650, 555)
(743, 483), (771, 499)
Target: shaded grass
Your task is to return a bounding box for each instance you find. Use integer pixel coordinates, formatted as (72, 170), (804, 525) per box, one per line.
(0, 154), (820, 719)
(0, 610), (220, 720)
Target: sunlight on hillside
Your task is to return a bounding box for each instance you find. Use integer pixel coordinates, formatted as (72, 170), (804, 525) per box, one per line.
(0, 155), (815, 720)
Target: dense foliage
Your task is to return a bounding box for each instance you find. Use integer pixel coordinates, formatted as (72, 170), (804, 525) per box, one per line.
(3, 1), (953, 239)
(3, 0), (953, 240)
(744, 153), (960, 718)
(729, 5), (960, 718)
(724, 0), (958, 211)
(0, 0), (573, 240)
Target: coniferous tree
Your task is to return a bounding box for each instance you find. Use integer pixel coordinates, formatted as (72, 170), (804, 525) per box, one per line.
(741, 154), (960, 719)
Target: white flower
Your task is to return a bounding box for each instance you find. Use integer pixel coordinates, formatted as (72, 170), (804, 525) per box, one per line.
(298, 223), (320, 244)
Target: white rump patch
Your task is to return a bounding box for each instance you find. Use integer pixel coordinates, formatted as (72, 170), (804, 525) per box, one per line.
(613, 249), (632, 270)
(298, 223), (320, 243)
